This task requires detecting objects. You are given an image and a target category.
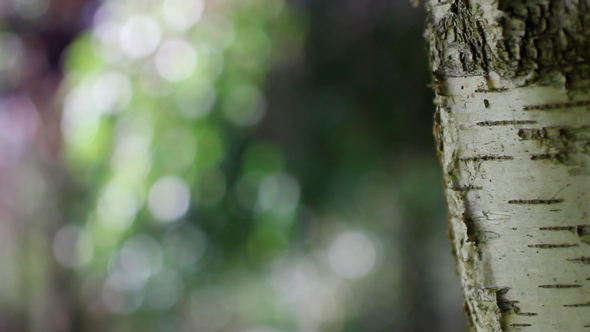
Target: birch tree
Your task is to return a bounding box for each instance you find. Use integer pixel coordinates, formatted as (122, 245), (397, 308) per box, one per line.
(426, 0), (590, 331)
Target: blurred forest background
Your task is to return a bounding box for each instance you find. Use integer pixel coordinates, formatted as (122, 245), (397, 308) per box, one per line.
(0, 0), (469, 331)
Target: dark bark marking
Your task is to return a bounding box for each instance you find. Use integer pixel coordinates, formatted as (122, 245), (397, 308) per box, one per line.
(433, 108), (444, 158)
(564, 302), (590, 307)
(576, 225), (590, 244)
(477, 231), (501, 243)
(538, 284), (582, 288)
(530, 153), (567, 162)
(567, 256), (590, 264)
(518, 126), (590, 169)
(518, 128), (561, 140)
(460, 155), (514, 161)
(496, 293), (539, 327)
(508, 199), (564, 204)
(496, 288), (522, 329)
(528, 244), (579, 248)
(541, 226), (590, 244)
(474, 88), (509, 93)
(463, 212), (477, 243)
(451, 184), (483, 191)
(523, 100), (590, 110)
(509, 323), (532, 327)
(496, 297), (516, 314)
(477, 120), (537, 126)
(540, 226), (577, 231)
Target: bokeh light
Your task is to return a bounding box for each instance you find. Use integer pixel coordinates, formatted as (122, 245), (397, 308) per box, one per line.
(223, 85), (267, 126)
(53, 224), (94, 269)
(102, 285), (143, 315)
(329, 231), (377, 279)
(163, 225), (207, 269)
(148, 176), (191, 223)
(12, 0), (49, 19)
(187, 285), (236, 331)
(257, 172), (300, 215)
(120, 16), (162, 58)
(144, 267), (184, 310)
(175, 79), (216, 119)
(97, 181), (140, 230)
(155, 40), (198, 82)
(161, 0), (204, 31)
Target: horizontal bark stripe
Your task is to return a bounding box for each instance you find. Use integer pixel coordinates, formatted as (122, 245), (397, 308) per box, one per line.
(460, 155), (514, 162)
(528, 244), (579, 249)
(476, 120), (537, 126)
(508, 199), (564, 205)
(523, 100), (590, 111)
(538, 284), (582, 289)
(564, 302), (590, 307)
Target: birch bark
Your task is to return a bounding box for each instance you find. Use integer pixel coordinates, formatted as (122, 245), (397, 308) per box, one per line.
(426, 1), (590, 331)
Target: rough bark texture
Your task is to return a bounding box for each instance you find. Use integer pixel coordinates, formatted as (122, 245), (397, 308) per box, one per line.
(427, 0), (590, 331)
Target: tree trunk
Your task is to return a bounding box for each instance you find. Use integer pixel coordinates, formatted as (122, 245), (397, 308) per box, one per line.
(426, 0), (590, 331)
(0, 1), (89, 331)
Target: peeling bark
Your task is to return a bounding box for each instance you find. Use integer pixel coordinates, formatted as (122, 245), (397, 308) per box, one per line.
(427, 0), (590, 331)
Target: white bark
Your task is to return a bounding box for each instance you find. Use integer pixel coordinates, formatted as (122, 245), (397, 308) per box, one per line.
(427, 1), (590, 331)
(438, 76), (590, 331)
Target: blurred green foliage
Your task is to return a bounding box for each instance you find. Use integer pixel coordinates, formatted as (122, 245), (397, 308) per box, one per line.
(0, 0), (470, 331)
(58, 0), (326, 330)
